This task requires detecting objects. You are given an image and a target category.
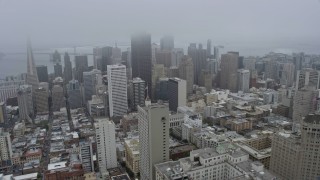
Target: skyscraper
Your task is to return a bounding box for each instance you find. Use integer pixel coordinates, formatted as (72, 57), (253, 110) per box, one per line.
(295, 68), (320, 90)
(213, 46), (220, 61)
(51, 85), (65, 112)
(188, 43), (207, 85)
(17, 85), (33, 122)
(130, 77), (146, 111)
(292, 86), (318, 131)
(270, 114), (320, 180)
(26, 39), (39, 90)
(220, 52), (239, 92)
(179, 56), (194, 95)
(237, 69), (250, 93)
(95, 118), (117, 174)
(131, 32), (152, 98)
(36, 65), (49, 83)
(34, 87), (49, 114)
(74, 55), (89, 83)
(160, 35), (174, 51)
(207, 39), (212, 58)
(156, 50), (172, 68)
(64, 52), (73, 83)
(138, 103), (170, 180)
(83, 69), (102, 101)
(168, 78), (187, 112)
(67, 80), (82, 109)
(54, 63), (63, 78)
(107, 64), (128, 117)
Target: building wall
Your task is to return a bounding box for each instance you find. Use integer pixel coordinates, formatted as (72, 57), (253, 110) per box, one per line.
(107, 64), (128, 117)
(138, 104), (170, 180)
(95, 119), (117, 173)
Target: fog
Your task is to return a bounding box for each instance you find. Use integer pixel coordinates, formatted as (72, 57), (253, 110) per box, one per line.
(0, 0), (320, 54)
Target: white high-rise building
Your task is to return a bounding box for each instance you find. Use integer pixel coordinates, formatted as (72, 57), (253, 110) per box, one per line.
(138, 103), (170, 180)
(237, 69), (250, 93)
(83, 69), (102, 101)
(0, 128), (12, 162)
(95, 118), (117, 174)
(17, 85), (33, 123)
(107, 64), (128, 117)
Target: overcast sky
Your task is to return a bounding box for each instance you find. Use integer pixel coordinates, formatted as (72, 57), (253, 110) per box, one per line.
(0, 0), (320, 54)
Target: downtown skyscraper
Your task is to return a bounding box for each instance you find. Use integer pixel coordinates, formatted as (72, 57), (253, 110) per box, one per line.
(26, 39), (39, 91)
(107, 64), (128, 117)
(131, 32), (152, 98)
(138, 103), (170, 180)
(64, 52), (73, 83)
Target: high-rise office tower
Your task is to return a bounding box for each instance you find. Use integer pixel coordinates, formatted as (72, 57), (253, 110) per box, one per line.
(138, 103), (170, 180)
(80, 141), (94, 172)
(160, 35), (174, 51)
(131, 32), (152, 98)
(130, 77), (146, 111)
(54, 63), (63, 78)
(295, 68), (320, 90)
(270, 114), (320, 180)
(152, 43), (160, 64)
(207, 39), (212, 58)
(52, 50), (61, 63)
(220, 52), (239, 92)
(265, 59), (277, 80)
(122, 48), (132, 80)
(151, 64), (166, 100)
(213, 46), (220, 61)
(74, 55), (89, 83)
(26, 39), (39, 90)
(168, 78), (187, 112)
(51, 85), (65, 112)
(243, 57), (256, 71)
(83, 69), (102, 101)
(155, 78), (169, 101)
(67, 80), (82, 109)
(17, 85), (33, 122)
(0, 102), (7, 126)
(112, 46), (122, 64)
(95, 118), (117, 174)
(237, 69), (250, 93)
(107, 64), (128, 117)
(299, 114), (320, 179)
(156, 50), (172, 68)
(168, 66), (179, 78)
(179, 56), (194, 95)
(199, 70), (213, 92)
(171, 48), (184, 67)
(293, 52), (304, 80)
(292, 86), (318, 131)
(34, 87), (49, 114)
(36, 65), (49, 83)
(64, 52), (73, 83)
(188, 43), (207, 85)
(0, 128), (12, 162)
(277, 62), (295, 87)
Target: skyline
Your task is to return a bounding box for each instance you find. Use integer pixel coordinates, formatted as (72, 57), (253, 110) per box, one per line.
(0, 0), (320, 55)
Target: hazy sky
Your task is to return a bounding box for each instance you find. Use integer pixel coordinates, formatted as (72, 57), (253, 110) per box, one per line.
(1, 0), (320, 54)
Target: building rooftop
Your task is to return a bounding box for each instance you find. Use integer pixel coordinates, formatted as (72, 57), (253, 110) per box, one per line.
(48, 161), (67, 170)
